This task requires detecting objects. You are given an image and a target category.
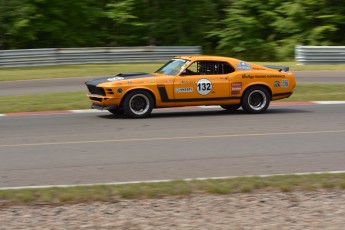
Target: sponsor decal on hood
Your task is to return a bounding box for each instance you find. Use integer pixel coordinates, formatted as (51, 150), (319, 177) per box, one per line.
(107, 77), (125, 81)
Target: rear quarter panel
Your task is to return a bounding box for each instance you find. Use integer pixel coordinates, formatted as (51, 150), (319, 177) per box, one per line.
(229, 69), (296, 100)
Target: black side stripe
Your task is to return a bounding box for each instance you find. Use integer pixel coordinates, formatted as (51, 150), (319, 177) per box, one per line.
(157, 84), (171, 102)
(157, 85), (241, 103)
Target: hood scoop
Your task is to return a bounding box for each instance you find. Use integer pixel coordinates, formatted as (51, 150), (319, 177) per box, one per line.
(116, 72), (150, 77)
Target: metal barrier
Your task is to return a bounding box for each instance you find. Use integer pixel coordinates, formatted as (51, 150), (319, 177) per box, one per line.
(0, 46), (202, 68)
(295, 45), (345, 65)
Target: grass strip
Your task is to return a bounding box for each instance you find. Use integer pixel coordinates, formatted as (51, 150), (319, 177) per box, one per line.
(1, 173), (345, 207)
(1, 62), (345, 82)
(0, 63), (163, 82)
(281, 83), (345, 102)
(0, 92), (90, 113)
(0, 83), (344, 114)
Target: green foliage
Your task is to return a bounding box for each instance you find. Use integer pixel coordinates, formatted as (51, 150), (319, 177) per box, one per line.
(1, 0), (345, 60)
(0, 0), (32, 49)
(131, 0), (217, 47)
(210, 0), (345, 60)
(105, 0), (145, 46)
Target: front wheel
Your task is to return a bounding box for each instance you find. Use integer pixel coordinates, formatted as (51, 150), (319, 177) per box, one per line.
(123, 90), (154, 118)
(108, 109), (124, 115)
(241, 86), (270, 114)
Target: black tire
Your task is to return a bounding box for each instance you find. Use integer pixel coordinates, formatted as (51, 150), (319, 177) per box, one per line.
(123, 90), (154, 118)
(220, 104), (241, 111)
(241, 86), (270, 114)
(108, 109), (124, 115)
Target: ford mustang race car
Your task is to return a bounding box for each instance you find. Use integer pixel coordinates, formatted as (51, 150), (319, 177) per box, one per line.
(85, 56), (296, 118)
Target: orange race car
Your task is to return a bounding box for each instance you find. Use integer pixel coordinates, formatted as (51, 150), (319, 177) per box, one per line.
(85, 56), (296, 118)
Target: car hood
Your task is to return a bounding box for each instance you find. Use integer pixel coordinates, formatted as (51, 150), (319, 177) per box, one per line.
(85, 72), (156, 86)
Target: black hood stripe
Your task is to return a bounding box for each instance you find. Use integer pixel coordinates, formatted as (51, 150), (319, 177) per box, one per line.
(85, 72), (155, 86)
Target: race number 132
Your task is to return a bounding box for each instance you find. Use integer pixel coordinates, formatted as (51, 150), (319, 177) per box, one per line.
(196, 79), (212, 95)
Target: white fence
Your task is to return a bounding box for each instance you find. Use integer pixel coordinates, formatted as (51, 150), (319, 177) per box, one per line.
(0, 46), (202, 68)
(295, 45), (345, 65)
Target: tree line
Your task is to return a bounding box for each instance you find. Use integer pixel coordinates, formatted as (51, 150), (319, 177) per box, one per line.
(1, 0), (344, 61)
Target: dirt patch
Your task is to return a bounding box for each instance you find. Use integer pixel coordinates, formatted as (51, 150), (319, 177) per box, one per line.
(1, 190), (345, 229)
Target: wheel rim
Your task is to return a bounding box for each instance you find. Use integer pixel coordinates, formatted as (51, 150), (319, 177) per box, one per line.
(129, 94), (150, 115)
(248, 90), (267, 111)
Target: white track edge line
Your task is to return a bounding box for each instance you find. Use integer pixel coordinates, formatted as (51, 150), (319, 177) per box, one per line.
(313, 101), (345, 105)
(70, 109), (107, 113)
(1, 170), (345, 191)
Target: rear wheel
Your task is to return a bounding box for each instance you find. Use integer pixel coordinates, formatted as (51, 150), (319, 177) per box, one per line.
(220, 104), (241, 111)
(241, 86), (270, 114)
(123, 90), (154, 118)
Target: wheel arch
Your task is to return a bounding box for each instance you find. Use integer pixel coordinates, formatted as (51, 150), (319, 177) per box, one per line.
(241, 84), (272, 102)
(120, 88), (157, 108)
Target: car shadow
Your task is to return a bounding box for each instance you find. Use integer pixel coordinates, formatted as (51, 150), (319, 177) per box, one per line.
(97, 107), (312, 120)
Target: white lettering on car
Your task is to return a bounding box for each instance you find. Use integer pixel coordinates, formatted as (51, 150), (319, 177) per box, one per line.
(176, 88), (193, 93)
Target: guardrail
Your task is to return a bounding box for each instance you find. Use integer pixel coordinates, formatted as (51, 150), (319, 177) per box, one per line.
(295, 45), (345, 65)
(0, 46), (202, 68)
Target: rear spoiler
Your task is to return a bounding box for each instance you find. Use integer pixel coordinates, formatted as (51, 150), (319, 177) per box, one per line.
(265, 65), (289, 72)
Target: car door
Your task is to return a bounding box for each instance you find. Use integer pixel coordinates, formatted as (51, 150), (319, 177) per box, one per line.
(173, 61), (232, 101)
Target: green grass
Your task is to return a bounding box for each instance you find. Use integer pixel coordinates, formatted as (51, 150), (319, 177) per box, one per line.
(0, 91), (90, 113)
(282, 83), (345, 102)
(0, 63), (164, 82)
(1, 173), (345, 207)
(0, 83), (344, 113)
(0, 62), (345, 82)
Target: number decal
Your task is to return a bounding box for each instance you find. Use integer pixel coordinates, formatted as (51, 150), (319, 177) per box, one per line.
(197, 83), (211, 91)
(196, 79), (212, 95)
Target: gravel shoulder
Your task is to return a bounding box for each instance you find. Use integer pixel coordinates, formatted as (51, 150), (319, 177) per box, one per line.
(1, 190), (345, 229)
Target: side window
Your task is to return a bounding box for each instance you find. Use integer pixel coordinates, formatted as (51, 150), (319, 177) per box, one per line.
(182, 62), (198, 75)
(181, 61), (234, 75)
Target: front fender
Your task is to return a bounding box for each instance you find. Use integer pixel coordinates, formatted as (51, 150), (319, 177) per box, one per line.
(120, 86), (157, 107)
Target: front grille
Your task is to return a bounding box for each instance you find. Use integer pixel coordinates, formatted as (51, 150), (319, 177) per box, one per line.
(87, 85), (106, 96)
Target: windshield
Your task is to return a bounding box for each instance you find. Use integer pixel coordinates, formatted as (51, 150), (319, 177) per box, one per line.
(155, 59), (190, 75)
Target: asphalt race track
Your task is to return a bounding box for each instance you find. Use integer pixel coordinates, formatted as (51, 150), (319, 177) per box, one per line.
(0, 104), (345, 188)
(1, 70), (345, 96)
